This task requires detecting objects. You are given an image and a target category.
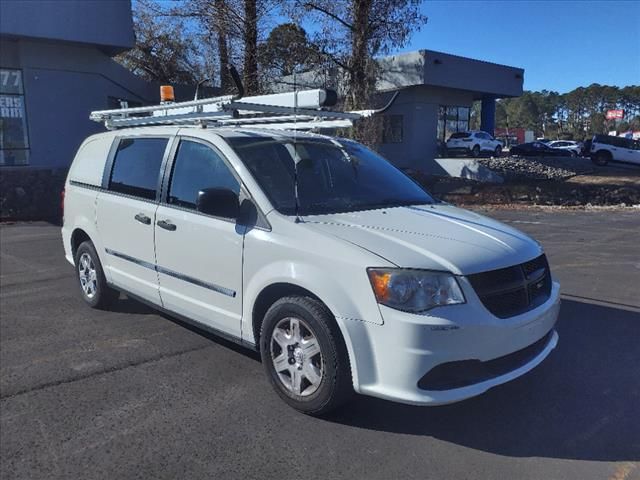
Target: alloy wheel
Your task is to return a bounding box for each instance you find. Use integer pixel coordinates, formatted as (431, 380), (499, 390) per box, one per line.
(78, 252), (98, 299)
(270, 317), (323, 396)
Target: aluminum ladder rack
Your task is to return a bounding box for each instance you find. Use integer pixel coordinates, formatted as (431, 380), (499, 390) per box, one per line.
(89, 88), (397, 131)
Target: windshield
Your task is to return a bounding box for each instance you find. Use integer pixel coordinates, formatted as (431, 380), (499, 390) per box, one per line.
(227, 136), (434, 216)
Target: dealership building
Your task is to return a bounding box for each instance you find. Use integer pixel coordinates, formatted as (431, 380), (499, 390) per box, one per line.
(375, 51), (523, 170)
(0, 0), (198, 219)
(0, 0), (524, 219)
(275, 50), (524, 171)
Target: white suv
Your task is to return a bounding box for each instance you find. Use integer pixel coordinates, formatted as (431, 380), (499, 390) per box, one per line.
(445, 131), (503, 157)
(590, 134), (640, 166)
(62, 126), (560, 415)
(548, 140), (582, 157)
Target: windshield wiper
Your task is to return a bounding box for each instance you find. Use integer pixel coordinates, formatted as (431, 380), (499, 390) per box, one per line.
(358, 199), (430, 211)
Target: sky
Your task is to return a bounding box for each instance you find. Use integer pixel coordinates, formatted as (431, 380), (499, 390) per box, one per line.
(396, 0), (640, 93)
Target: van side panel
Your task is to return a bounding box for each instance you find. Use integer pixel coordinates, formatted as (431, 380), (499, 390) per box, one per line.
(61, 187), (100, 262)
(67, 136), (113, 186)
(61, 135), (114, 271)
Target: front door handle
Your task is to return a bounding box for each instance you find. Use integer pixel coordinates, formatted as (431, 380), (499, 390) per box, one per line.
(134, 213), (151, 225)
(157, 219), (177, 231)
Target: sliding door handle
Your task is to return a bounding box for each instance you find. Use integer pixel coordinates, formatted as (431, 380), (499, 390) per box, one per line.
(157, 219), (177, 231)
(134, 213), (151, 225)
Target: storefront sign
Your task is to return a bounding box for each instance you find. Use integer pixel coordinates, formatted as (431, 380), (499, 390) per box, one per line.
(606, 109), (624, 120)
(0, 95), (25, 119)
(0, 69), (30, 165)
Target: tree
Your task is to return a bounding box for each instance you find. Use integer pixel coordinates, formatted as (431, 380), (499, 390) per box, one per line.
(495, 84), (639, 139)
(116, 0), (204, 84)
(293, 0), (427, 144)
(157, 0), (274, 94)
(298, 0), (425, 109)
(259, 23), (318, 78)
(212, 0), (233, 92)
(164, 0), (240, 93)
(243, 0), (259, 93)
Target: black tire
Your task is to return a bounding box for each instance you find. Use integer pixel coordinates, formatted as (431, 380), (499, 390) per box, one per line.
(494, 146), (502, 157)
(592, 150), (611, 166)
(74, 241), (118, 309)
(471, 145), (480, 157)
(260, 296), (353, 415)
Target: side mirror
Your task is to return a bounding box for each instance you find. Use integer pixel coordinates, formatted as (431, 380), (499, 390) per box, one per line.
(197, 188), (239, 220)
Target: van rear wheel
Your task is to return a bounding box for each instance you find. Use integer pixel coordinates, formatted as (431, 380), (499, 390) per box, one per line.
(260, 296), (353, 415)
(74, 241), (118, 309)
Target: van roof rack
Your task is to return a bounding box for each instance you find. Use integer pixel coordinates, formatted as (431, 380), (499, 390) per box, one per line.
(90, 69), (398, 131)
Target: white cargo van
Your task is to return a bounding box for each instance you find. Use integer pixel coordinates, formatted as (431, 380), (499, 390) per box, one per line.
(62, 90), (560, 415)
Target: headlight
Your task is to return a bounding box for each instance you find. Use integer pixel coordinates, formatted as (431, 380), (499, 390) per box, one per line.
(367, 268), (465, 313)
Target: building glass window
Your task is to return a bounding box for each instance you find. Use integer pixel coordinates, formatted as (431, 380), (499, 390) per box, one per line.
(437, 106), (446, 143)
(437, 105), (471, 142)
(382, 115), (403, 143)
(0, 69), (30, 166)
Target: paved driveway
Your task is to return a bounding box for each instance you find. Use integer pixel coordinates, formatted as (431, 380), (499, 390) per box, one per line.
(1, 208), (639, 480)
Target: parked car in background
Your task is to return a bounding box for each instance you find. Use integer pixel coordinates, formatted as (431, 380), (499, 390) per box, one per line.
(445, 131), (503, 157)
(590, 134), (640, 166)
(548, 140), (583, 157)
(510, 141), (573, 157)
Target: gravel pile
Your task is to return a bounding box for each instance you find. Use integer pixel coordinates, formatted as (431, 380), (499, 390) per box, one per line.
(477, 156), (585, 181)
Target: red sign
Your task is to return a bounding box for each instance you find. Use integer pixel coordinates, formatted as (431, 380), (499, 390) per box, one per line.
(606, 109), (624, 120)
(494, 127), (527, 145)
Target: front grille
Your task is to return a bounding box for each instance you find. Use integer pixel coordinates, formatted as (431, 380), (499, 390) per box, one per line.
(467, 254), (552, 318)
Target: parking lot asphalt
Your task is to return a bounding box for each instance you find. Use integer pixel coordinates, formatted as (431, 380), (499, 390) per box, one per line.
(1, 208), (639, 480)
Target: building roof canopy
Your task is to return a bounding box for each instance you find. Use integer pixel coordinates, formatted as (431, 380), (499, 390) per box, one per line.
(0, 0), (134, 55)
(377, 50), (524, 99)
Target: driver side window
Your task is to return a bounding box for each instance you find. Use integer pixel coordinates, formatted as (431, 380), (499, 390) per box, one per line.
(168, 140), (240, 210)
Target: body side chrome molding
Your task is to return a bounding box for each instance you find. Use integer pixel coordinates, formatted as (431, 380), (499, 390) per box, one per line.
(104, 248), (236, 298)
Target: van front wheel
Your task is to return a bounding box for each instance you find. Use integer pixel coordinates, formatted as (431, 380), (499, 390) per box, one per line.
(260, 296), (353, 415)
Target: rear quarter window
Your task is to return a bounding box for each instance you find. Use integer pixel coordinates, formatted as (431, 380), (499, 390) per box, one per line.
(108, 138), (168, 200)
(68, 136), (114, 186)
(449, 132), (471, 139)
(616, 137), (633, 148)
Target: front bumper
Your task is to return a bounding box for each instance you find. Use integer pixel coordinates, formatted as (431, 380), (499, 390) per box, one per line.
(344, 280), (561, 406)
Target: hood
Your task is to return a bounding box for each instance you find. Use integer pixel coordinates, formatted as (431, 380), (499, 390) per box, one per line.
(303, 204), (542, 275)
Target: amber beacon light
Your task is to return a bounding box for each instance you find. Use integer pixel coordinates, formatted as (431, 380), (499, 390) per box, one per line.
(160, 85), (175, 103)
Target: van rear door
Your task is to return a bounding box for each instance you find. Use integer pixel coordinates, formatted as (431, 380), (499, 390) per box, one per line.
(96, 137), (171, 304)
